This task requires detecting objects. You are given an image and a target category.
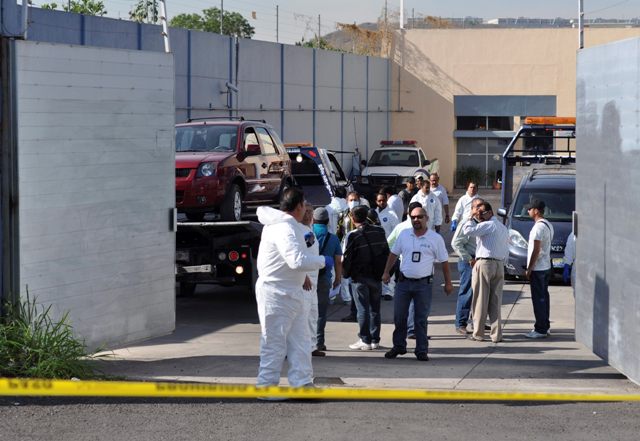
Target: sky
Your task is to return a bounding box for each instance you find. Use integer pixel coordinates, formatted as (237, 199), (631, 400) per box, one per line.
(54, 0), (640, 44)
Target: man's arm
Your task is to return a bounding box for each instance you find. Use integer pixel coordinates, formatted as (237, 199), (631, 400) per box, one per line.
(342, 233), (355, 279)
(461, 217), (495, 237)
(275, 225), (326, 271)
(452, 196), (464, 223)
(382, 253), (399, 284)
(440, 261), (453, 295)
(333, 254), (343, 289)
(526, 240), (542, 279)
(452, 224), (473, 262)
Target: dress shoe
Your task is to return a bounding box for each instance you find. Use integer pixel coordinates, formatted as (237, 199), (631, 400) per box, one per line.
(311, 350), (326, 357)
(416, 352), (429, 361)
(384, 347), (407, 359)
(316, 344), (327, 351)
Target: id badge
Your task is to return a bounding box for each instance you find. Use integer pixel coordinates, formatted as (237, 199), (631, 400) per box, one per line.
(412, 252), (421, 263)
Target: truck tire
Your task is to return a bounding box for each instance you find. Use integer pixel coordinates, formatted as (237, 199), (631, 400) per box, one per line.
(178, 281), (197, 297)
(220, 184), (242, 221)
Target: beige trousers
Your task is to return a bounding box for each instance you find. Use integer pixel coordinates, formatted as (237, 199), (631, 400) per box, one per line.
(471, 259), (504, 342)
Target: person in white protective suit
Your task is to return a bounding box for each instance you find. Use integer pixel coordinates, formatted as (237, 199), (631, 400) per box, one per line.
(255, 188), (333, 390)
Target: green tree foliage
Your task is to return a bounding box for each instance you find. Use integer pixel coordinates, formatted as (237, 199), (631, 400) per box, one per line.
(170, 7), (255, 38)
(40, 0), (107, 16)
(295, 36), (341, 52)
(128, 0), (158, 24)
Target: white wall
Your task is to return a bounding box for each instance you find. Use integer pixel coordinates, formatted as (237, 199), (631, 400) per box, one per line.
(16, 41), (176, 348)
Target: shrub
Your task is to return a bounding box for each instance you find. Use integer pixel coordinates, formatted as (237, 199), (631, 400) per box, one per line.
(0, 292), (101, 379)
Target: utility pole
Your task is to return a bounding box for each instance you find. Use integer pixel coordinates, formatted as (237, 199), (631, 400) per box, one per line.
(220, 0), (224, 35)
(411, 8), (414, 29)
(317, 14), (321, 49)
(276, 5), (279, 43)
(400, 0), (404, 29)
(578, 0), (584, 49)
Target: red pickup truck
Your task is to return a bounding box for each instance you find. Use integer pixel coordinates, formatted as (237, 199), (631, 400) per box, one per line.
(175, 118), (294, 221)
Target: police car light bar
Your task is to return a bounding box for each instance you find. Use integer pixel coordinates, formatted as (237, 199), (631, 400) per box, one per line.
(380, 140), (417, 146)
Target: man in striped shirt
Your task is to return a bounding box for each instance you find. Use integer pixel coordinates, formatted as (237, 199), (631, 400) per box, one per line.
(461, 201), (509, 343)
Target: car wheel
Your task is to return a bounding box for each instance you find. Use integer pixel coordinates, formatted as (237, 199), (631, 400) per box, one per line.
(178, 281), (196, 297)
(185, 212), (205, 222)
(220, 184), (242, 221)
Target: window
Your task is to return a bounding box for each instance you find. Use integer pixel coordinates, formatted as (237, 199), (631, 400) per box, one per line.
(175, 125), (237, 152)
(368, 149), (419, 167)
(256, 127), (277, 155)
(512, 190), (575, 222)
(244, 128), (259, 150)
(327, 154), (347, 181)
(457, 116), (487, 130)
(488, 117), (513, 131)
(418, 149), (427, 167)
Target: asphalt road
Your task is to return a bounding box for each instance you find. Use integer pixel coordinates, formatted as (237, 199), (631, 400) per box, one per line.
(2, 397), (639, 441)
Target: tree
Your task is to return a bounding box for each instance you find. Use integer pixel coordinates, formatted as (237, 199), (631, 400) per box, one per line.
(170, 7), (254, 38)
(40, 0), (107, 16)
(129, 0), (158, 24)
(295, 37), (341, 52)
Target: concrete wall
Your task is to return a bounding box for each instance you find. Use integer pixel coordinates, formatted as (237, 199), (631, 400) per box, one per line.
(390, 28), (640, 189)
(15, 40), (176, 348)
(576, 37), (640, 385)
(27, 8), (391, 174)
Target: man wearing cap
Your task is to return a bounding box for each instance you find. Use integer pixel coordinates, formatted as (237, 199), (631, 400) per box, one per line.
(451, 181), (480, 232)
(312, 207), (343, 354)
(398, 177), (418, 220)
(409, 177), (443, 231)
(524, 199), (554, 339)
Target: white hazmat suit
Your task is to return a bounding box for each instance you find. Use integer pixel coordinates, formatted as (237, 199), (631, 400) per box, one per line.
(255, 206), (326, 387)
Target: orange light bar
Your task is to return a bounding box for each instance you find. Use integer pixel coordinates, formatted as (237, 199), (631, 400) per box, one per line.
(284, 142), (313, 147)
(524, 117), (576, 125)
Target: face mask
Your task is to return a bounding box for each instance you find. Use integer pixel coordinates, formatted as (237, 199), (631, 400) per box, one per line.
(348, 200), (360, 209)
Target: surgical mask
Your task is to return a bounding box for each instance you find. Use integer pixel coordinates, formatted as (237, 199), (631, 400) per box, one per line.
(348, 200), (360, 209)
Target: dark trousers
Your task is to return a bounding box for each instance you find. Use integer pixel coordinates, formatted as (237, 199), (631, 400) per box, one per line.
(316, 277), (331, 347)
(530, 270), (551, 334)
(351, 277), (382, 344)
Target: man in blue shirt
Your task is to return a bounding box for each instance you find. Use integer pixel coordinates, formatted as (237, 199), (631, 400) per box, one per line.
(312, 207), (343, 355)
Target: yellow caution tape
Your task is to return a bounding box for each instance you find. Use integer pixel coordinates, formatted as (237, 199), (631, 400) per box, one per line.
(1, 378), (640, 402)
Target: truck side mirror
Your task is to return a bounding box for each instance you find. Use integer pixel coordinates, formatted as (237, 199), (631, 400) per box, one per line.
(495, 170), (502, 184)
(497, 208), (507, 217)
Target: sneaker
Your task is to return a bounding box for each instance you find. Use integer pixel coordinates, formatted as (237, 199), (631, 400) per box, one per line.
(349, 339), (372, 350)
(311, 349), (326, 357)
(416, 352), (429, 361)
(525, 330), (548, 339)
(371, 342), (380, 350)
(384, 347), (407, 359)
(468, 335), (484, 342)
(455, 327), (468, 335)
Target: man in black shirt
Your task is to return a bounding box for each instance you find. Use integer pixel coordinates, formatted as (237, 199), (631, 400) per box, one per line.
(342, 206), (390, 351)
(398, 177), (418, 221)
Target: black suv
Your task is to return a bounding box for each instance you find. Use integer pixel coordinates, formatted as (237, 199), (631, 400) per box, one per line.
(498, 167), (575, 278)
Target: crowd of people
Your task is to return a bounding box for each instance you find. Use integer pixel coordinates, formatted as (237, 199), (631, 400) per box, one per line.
(254, 172), (561, 389)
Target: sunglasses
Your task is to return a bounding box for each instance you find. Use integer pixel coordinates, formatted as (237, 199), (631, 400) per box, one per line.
(410, 215), (425, 220)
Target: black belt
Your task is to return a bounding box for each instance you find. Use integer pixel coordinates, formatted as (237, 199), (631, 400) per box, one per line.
(477, 257), (501, 261)
(398, 272), (433, 282)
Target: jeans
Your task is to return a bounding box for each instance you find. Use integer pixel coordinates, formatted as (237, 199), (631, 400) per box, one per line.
(455, 260), (473, 328)
(393, 278), (433, 355)
(530, 270), (551, 334)
(351, 277), (382, 344)
(316, 276), (331, 347)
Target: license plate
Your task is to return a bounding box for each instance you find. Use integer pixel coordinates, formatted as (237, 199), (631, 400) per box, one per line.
(552, 258), (564, 269)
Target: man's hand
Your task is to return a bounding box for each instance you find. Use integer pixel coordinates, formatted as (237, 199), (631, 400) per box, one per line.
(445, 214), (450, 224)
(332, 277), (342, 289)
(382, 272), (391, 284)
(470, 258), (476, 267)
(444, 281), (454, 295)
(303, 276), (312, 291)
(525, 268), (532, 280)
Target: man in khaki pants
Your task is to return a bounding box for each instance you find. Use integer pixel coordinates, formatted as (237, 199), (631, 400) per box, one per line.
(461, 202), (509, 343)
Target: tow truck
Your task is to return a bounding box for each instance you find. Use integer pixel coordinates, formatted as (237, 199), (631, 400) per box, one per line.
(496, 116), (576, 279)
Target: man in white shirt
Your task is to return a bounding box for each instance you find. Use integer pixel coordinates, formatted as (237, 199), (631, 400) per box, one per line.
(451, 182), (479, 232)
(461, 201), (509, 343)
(410, 179), (443, 231)
(429, 173), (450, 224)
(383, 186), (405, 221)
(382, 206), (453, 361)
(375, 191), (400, 238)
(524, 199), (554, 339)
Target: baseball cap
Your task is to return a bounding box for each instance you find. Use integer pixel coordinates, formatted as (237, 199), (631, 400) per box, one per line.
(313, 207), (329, 222)
(525, 199), (545, 211)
